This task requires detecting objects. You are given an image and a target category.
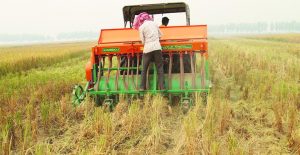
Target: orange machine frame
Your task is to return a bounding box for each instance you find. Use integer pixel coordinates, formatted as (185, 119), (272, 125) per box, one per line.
(86, 25), (208, 81)
(94, 25), (207, 54)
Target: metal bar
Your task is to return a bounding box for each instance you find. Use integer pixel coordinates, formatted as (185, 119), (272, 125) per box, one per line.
(94, 50), (207, 58)
(205, 60), (210, 88)
(122, 56), (128, 90)
(95, 55), (102, 91)
(190, 52), (196, 88)
(92, 64), (97, 84)
(98, 38), (206, 44)
(126, 55), (130, 90)
(115, 55), (120, 91)
(84, 82), (89, 92)
(179, 52), (184, 89)
(136, 54), (140, 89)
(146, 62), (149, 90)
(102, 57), (106, 68)
(78, 82), (90, 102)
(89, 89), (210, 95)
(102, 67), (139, 71)
(130, 54), (137, 90)
(168, 52), (173, 89)
(194, 53), (197, 74)
(200, 53), (205, 89)
(106, 55), (112, 90)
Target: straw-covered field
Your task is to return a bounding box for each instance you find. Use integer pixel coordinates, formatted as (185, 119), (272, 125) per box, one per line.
(0, 35), (299, 154)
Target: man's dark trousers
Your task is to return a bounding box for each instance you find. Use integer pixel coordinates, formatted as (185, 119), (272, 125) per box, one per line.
(140, 50), (165, 90)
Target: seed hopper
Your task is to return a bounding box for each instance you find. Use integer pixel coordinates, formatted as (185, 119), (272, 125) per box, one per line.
(72, 2), (211, 110)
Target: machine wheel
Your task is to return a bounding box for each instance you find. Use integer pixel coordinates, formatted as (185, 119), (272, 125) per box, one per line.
(72, 85), (84, 106)
(103, 100), (113, 112)
(94, 95), (103, 107)
(201, 92), (208, 105)
(181, 100), (190, 114)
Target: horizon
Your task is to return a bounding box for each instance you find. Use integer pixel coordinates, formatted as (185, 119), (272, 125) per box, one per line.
(1, 0), (299, 35)
(0, 0), (300, 44)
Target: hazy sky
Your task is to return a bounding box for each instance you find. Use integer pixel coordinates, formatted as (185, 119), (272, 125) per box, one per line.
(0, 0), (299, 35)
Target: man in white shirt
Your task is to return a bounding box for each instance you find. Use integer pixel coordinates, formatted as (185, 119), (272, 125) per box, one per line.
(133, 12), (165, 91)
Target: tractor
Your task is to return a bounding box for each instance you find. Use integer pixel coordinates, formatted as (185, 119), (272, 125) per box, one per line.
(72, 2), (211, 110)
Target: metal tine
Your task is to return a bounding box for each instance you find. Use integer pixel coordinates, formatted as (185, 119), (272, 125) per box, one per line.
(179, 52), (184, 89)
(146, 62), (149, 90)
(106, 55), (112, 90)
(130, 54), (137, 90)
(190, 52), (196, 89)
(102, 56), (106, 68)
(122, 55), (129, 90)
(95, 55), (102, 91)
(136, 54), (140, 90)
(203, 53), (207, 88)
(126, 54), (131, 90)
(115, 55), (120, 91)
(200, 53), (205, 89)
(168, 52), (173, 89)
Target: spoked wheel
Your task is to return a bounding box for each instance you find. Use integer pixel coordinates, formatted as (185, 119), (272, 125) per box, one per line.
(94, 95), (104, 107)
(103, 99), (113, 112)
(181, 99), (190, 114)
(72, 85), (85, 106)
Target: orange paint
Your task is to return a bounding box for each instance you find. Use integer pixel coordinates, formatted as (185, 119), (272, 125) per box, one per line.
(98, 25), (207, 44)
(85, 61), (92, 81)
(87, 25), (208, 82)
(94, 25), (208, 55)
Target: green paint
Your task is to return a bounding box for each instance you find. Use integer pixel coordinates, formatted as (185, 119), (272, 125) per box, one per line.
(103, 47), (120, 52)
(72, 83), (89, 106)
(205, 60), (210, 87)
(72, 54), (211, 106)
(94, 73), (209, 94)
(162, 44), (192, 50)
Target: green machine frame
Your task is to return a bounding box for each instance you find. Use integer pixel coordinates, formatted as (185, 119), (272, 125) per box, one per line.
(73, 50), (210, 110)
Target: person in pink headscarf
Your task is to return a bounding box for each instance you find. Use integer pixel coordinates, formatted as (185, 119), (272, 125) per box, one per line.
(133, 12), (153, 29)
(134, 12), (165, 91)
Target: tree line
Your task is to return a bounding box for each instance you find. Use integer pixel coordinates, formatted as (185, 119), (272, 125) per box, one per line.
(209, 21), (300, 34)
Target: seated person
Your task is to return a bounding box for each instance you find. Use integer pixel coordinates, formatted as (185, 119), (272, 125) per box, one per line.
(161, 17), (169, 26)
(160, 16), (193, 73)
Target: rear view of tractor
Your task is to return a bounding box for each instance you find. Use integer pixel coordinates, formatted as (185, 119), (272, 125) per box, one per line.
(72, 2), (211, 110)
